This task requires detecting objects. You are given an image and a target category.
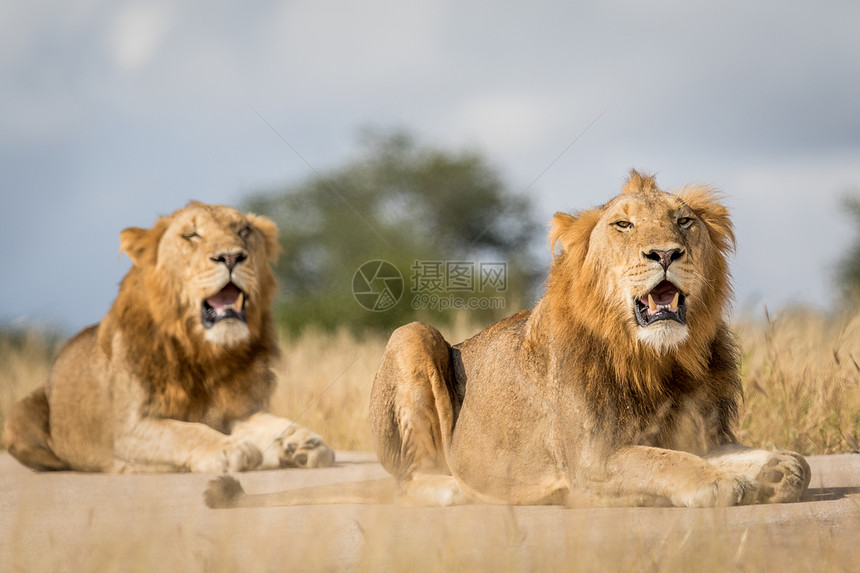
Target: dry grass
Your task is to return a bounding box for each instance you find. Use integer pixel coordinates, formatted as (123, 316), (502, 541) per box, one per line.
(0, 328), (61, 436)
(2, 310), (860, 455)
(242, 317), (478, 451)
(736, 307), (860, 455)
(267, 328), (385, 451)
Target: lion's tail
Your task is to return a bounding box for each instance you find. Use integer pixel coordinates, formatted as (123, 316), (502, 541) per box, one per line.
(204, 476), (398, 509)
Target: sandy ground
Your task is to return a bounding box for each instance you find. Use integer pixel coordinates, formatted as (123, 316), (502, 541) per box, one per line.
(1, 452), (859, 572)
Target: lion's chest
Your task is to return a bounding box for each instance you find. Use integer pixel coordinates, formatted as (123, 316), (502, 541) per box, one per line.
(596, 387), (716, 454)
(144, 376), (261, 432)
(112, 330), (271, 432)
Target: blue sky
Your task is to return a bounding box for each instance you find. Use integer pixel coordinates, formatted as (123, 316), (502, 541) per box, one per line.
(2, 1), (859, 331)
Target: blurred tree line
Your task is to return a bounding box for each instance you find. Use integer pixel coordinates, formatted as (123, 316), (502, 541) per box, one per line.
(244, 129), (542, 334)
(838, 195), (860, 300)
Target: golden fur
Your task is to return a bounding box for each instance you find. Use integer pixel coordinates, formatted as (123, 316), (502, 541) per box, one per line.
(3, 202), (334, 473)
(206, 170), (809, 509)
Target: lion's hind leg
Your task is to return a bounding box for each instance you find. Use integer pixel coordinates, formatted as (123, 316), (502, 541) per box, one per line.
(2, 386), (68, 471)
(369, 322), (467, 506)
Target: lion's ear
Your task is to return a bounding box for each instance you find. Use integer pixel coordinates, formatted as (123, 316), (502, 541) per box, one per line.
(678, 185), (736, 254)
(549, 209), (601, 260)
(120, 219), (168, 267)
(549, 212), (576, 257)
(247, 214), (281, 263)
(119, 227), (152, 267)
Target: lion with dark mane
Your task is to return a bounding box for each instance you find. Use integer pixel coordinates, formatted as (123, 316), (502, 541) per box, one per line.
(205, 171), (809, 509)
(4, 202), (334, 473)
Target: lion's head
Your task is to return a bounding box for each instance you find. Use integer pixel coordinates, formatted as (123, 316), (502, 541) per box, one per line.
(118, 202), (280, 350)
(548, 171), (735, 369)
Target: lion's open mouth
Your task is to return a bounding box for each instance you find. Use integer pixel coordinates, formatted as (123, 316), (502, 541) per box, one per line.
(633, 281), (687, 327)
(201, 283), (247, 329)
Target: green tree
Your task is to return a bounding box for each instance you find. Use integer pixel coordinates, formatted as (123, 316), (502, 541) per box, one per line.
(243, 129), (541, 334)
(837, 194), (860, 300)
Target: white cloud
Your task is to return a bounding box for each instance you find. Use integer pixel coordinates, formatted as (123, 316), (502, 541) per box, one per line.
(107, 3), (172, 71)
(265, 0), (444, 94)
(451, 93), (569, 157)
(728, 153), (860, 308)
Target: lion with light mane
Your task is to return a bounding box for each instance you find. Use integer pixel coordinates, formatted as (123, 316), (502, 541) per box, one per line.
(205, 171), (809, 509)
(3, 202), (334, 473)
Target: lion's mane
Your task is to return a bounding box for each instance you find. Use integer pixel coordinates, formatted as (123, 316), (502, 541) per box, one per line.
(540, 172), (739, 448)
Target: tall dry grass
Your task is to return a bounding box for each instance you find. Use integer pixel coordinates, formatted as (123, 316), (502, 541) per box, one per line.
(266, 328), (385, 451)
(736, 307), (860, 455)
(2, 310), (860, 455)
(0, 328), (61, 436)
(257, 318), (478, 451)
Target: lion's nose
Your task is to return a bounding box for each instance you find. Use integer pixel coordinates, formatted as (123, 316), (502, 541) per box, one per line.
(643, 248), (684, 270)
(211, 250), (248, 271)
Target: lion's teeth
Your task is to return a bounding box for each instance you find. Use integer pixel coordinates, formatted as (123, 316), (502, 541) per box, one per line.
(233, 292), (244, 312)
(648, 294), (657, 313)
(670, 291), (679, 312)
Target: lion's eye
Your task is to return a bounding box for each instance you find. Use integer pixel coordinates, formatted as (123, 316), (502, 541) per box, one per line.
(677, 217), (693, 229)
(182, 231), (201, 241)
(238, 225), (251, 239)
(613, 221), (633, 230)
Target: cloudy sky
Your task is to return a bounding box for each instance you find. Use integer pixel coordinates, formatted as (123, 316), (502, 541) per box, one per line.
(2, 0), (859, 332)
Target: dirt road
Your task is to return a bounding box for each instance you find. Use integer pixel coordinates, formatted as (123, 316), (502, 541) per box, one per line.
(1, 452), (858, 571)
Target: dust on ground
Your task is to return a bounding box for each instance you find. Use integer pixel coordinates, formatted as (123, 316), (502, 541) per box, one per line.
(1, 452), (858, 572)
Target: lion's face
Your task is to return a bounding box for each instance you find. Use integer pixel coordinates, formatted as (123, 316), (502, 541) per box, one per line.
(550, 172), (734, 355)
(588, 191), (708, 352)
(120, 202), (280, 348)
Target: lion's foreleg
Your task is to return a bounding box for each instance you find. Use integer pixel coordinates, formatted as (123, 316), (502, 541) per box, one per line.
(114, 418), (262, 473)
(229, 412), (335, 469)
(581, 445), (758, 507)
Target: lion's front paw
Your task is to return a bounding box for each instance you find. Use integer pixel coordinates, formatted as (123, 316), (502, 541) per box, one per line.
(673, 474), (757, 507)
(190, 438), (263, 473)
(276, 426), (335, 468)
(755, 451), (811, 503)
